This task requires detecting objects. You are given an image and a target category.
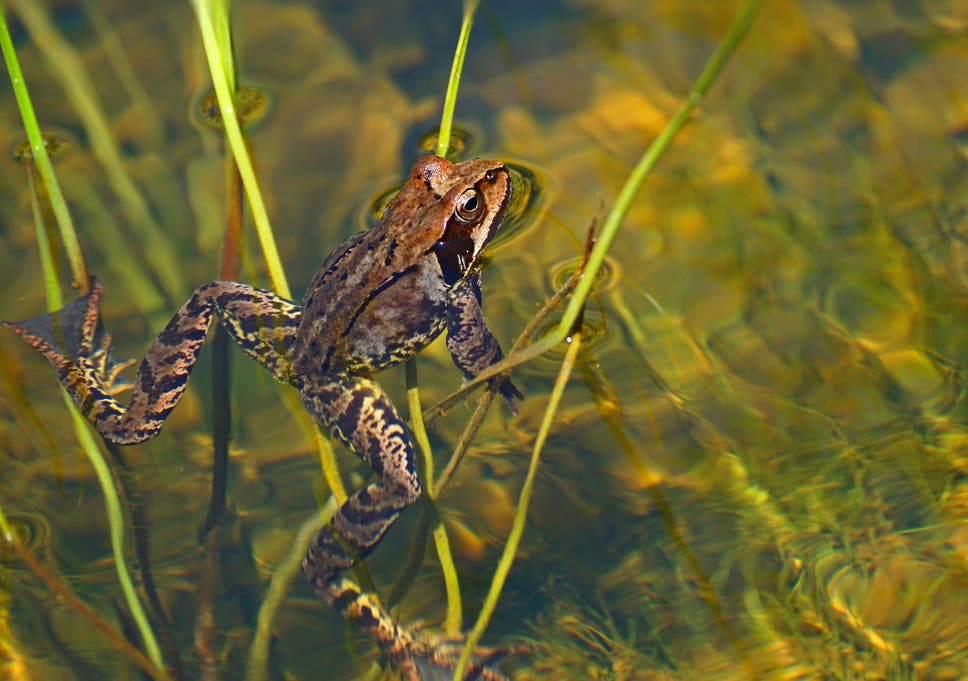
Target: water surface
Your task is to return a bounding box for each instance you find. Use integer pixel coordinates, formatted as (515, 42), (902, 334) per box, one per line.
(1, 1), (967, 679)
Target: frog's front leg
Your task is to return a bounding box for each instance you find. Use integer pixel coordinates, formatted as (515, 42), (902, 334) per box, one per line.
(3, 278), (300, 444)
(301, 374), (421, 583)
(446, 274), (522, 411)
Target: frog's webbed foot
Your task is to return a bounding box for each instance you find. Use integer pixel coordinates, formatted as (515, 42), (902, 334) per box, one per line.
(317, 577), (525, 681)
(5, 278), (302, 444)
(2, 279), (134, 396)
(394, 633), (527, 681)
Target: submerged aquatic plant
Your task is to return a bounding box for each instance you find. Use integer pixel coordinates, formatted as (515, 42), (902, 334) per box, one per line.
(0, 1), (768, 679)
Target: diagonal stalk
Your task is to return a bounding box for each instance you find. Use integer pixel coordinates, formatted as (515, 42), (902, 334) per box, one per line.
(552, 0), (763, 340)
(452, 330), (583, 680)
(448, 2), (763, 677)
(0, 501), (170, 681)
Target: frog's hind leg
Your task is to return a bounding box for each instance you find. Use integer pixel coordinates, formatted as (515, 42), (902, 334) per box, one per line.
(300, 376), (523, 680)
(3, 278), (301, 444)
(301, 375), (421, 584)
(321, 576), (523, 681)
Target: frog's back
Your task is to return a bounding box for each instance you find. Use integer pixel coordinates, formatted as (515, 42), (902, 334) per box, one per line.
(292, 154), (509, 379)
(292, 225), (447, 377)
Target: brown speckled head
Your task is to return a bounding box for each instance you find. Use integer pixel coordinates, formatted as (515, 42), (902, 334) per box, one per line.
(383, 155), (511, 280)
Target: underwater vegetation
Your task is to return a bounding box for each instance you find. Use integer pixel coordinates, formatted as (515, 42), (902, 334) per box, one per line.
(1, 1), (968, 680)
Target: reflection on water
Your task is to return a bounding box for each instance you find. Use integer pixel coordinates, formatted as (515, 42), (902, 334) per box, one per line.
(2, 0), (968, 679)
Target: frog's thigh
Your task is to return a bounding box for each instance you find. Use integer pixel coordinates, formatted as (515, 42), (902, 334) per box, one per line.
(194, 281), (300, 383)
(82, 281), (296, 443)
(302, 375), (421, 551)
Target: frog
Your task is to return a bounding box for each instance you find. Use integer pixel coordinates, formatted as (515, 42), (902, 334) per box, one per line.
(3, 154), (523, 680)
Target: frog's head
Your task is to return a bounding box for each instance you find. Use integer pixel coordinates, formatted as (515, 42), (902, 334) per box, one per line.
(391, 155), (511, 286)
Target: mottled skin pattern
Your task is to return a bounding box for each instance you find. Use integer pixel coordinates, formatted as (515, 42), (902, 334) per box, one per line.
(3, 155), (522, 680)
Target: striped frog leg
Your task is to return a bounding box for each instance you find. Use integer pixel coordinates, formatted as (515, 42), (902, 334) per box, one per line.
(3, 278), (300, 444)
(300, 374), (525, 679)
(446, 273), (522, 411)
(301, 373), (421, 583)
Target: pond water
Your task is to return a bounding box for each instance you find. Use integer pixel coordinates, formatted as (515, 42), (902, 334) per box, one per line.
(1, 1), (968, 679)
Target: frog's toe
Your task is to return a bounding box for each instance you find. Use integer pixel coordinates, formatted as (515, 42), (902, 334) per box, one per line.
(91, 333), (136, 396)
(496, 377), (523, 415)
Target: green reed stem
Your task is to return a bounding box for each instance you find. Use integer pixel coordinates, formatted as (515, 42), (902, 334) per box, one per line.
(2, 5), (166, 672)
(246, 507), (332, 681)
(190, 0), (292, 299)
(105, 442), (185, 681)
(0, 500), (171, 681)
(448, 4), (762, 676)
(10, 0), (180, 304)
(407, 0), (482, 637)
(552, 0), (762, 339)
(192, 0), (347, 527)
(436, 0), (480, 158)
(25, 167), (63, 309)
(406, 362), (462, 636)
(0, 501), (13, 543)
(431, 521), (461, 632)
(64, 395), (166, 672)
(452, 330), (583, 681)
(0, 5), (87, 292)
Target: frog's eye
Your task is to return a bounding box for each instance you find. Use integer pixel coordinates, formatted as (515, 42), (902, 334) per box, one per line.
(453, 188), (483, 224)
